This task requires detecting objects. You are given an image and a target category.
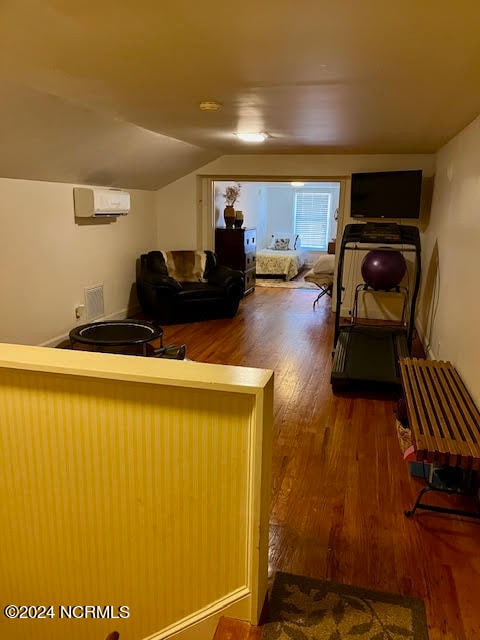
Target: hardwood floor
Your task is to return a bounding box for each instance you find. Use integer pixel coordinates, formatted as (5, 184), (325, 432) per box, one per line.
(154, 288), (480, 640)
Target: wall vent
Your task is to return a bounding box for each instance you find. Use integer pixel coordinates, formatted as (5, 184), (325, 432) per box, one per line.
(84, 285), (104, 321)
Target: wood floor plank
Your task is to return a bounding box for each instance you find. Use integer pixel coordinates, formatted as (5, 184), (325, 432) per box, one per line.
(143, 287), (480, 640)
(213, 616), (262, 640)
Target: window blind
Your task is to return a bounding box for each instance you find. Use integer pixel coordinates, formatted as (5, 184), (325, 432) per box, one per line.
(294, 192), (331, 249)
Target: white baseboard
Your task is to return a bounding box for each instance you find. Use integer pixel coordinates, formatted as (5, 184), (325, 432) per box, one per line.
(39, 306), (140, 348)
(143, 587), (252, 640)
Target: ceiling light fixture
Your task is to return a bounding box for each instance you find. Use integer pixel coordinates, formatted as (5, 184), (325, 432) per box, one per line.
(199, 101), (223, 111)
(235, 132), (268, 143)
(291, 182), (305, 187)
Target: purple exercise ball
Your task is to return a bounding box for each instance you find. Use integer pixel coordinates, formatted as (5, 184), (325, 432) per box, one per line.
(361, 249), (407, 290)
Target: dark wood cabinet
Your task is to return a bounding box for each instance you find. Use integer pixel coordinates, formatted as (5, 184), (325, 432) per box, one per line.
(215, 227), (256, 295)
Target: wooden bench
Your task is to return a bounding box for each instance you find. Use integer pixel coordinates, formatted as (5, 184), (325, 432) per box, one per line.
(399, 357), (480, 517)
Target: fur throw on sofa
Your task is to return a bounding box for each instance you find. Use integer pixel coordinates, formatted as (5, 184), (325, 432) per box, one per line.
(161, 250), (207, 282)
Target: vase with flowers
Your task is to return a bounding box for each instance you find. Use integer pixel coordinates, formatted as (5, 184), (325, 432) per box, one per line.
(222, 183), (241, 228)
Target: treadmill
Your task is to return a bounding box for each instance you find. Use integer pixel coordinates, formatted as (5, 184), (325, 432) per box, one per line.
(331, 223), (421, 392)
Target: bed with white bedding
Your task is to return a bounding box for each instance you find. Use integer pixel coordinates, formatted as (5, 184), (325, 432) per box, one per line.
(256, 232), (307, 281)
(256, 249), (307, 280)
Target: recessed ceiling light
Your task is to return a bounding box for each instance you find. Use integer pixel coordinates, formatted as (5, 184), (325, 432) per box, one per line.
(235, 132), (268, 143)
(199, 101), (223, 111)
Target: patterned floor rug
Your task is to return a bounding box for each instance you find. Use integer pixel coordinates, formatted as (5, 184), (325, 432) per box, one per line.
(255, 279), (317, 289)
(256, 268), (318, 290)
(263, 572), (428, 640)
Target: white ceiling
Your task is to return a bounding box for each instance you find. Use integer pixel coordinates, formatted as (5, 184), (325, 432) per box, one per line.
(1, 0), (479, 190)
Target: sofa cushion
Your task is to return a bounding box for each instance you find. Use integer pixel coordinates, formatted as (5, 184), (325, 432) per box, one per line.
(204, 250), (217, 278)
(161, 250), (207, 282)
(145, 251), (169, 275)
(304, 268), (333, 287)
(312, 254), (335, 274)
(176, 282), (224, 300)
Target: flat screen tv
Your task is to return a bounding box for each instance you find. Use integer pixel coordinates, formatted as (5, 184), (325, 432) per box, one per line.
(350, 170), (423, 219)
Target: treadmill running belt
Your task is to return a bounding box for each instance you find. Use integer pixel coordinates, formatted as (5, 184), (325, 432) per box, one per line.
(345, 328), (398, 381)
(331, 326), (409, 390)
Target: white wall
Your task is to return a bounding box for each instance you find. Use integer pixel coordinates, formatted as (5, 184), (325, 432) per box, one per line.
(0, 178), (156, 346)
(265, 186), (293, 240)
(154, 174), (199, 249)
(214, 181), (265, 231)
(417, 116), (480, 404)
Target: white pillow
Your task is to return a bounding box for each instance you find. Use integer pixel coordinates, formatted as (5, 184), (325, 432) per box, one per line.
(274, 237), (290, 250)
(268, 232), (300, 250)
(313, 254), (335, 274)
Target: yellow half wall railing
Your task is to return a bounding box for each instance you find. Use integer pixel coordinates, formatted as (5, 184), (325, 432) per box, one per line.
(0, 344), (273, 640)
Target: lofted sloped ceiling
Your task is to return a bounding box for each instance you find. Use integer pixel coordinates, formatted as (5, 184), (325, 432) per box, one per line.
(0, 0), (479, 190)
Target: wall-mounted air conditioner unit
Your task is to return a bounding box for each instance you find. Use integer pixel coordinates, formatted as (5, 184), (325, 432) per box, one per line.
(73, 187), (131, 218)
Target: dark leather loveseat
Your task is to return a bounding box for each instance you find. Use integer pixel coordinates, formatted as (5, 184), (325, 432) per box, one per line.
(136, 250), (244, 324)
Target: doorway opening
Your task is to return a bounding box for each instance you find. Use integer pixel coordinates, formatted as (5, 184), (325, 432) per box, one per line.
(199, 177), (346, 262)
(214, 180), (340, 263)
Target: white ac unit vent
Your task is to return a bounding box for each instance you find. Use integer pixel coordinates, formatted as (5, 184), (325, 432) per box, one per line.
(74, 187), (130, 217)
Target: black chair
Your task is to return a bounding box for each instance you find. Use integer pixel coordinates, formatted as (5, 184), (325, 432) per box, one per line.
(136, 250), (244, 324)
